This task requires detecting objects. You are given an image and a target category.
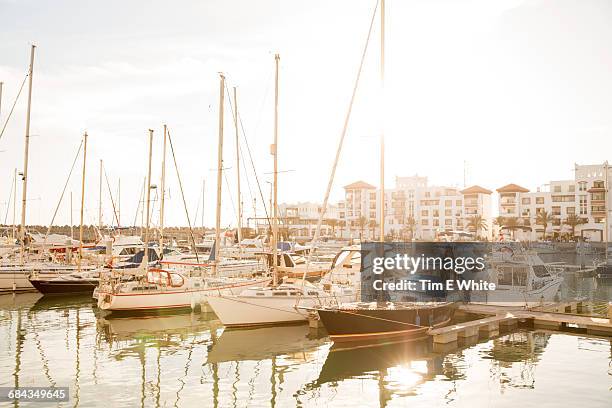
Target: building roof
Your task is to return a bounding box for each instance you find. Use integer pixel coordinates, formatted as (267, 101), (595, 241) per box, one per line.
(344, 181), (376, 190)
(496, 183), (529, 193)
(460, 185), (492, 195)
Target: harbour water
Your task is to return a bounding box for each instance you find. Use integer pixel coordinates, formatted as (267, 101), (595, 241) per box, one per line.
(1, 292), (611, 407)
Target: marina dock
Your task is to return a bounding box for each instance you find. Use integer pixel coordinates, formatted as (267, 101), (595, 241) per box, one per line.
(428, 302), (612, 344)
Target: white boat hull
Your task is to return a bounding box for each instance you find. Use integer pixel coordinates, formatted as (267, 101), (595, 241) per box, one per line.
(97, 277), (270, 312)
(0, 265), (92, 292)
(471, 276), (564, 306)
(207, 292), (355, 327)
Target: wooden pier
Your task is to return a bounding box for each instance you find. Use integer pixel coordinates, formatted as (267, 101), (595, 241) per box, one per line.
(428, 302), (612, 344)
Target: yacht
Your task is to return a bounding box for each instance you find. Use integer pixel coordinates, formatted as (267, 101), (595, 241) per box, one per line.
(96, 267), (270, 312)
(0, 262), (96, 292)
(206, 246), (362, 327)
(470, 244), (564, 306)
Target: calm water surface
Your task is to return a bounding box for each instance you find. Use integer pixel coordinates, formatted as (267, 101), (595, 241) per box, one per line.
(0, 292), (611, 408)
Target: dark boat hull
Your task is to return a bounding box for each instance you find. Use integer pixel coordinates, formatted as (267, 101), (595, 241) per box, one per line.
(317, 302), (456, 343)
(29, 279), (99, 295)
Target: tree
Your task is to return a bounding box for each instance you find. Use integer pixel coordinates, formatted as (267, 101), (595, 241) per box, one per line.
(536, 211), (554, 240)
(467, 215), (488, 238)
(403, 216), (416, 240)
(504, 217), (520, 240)
(493, 216), (506, 239)
(328, 219), (338, 237)
(564, 214), (585, 240)
(357, 216), (367, 240)
(368, 219), (378, 240)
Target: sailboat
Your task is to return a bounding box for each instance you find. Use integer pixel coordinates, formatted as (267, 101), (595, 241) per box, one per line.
(98, 78), (270, 313)
(206, 55), (358, 327)
(0, 46), (99, 293)
(315, 0), (456, 344)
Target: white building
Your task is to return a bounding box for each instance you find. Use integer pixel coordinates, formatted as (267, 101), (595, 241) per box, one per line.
(495, 162), (612, 241)
(339, 176), (493, 240)
(277, 201), (341, 239)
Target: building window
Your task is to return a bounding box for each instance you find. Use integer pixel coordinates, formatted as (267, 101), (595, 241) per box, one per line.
(593, 181), (605, 189)
(433, 219), (439, 227)
(578, 182), (587, 192)
(421, 219), (428, 226)
(445, 219), (452, 226)
(456, 200), (462, 206)
(421, 210), (428, 217)
(433, 210), (439, 217)
(445, 200), (452, 207)
(553, 185), (561, 193)
(369, 192), (376, 200)
(566, 207), (575, 215)
(552, 206), (561, 216)
(521, 198), (531, 205)
(579, 196), (587, 215)
(592, 192), (605, 201)
(445, 209), (452, 216)
(569, 185), (575, 192)
(536, 197), (544, 204)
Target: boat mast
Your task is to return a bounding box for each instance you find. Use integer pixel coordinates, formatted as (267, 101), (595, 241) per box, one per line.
(12, 168), (17, 240)
(379, 0), (385, 244)
(118, 178), (121, 228)
(159, 124), (167, 251)
(98, 159), (103, 230)
(234, 86), (243, 258)
(70, 191), (73, 239)
(20, 44), (35, 261)
(78, 132), (88, 272)
(144, 129), (154, 272)
(271, 54), (280, 286)
(213, 74), (225, 275)
(201, 178), (205, 230)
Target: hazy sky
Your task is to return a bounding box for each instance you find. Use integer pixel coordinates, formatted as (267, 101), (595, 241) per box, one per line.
(1, 0), (611, 227)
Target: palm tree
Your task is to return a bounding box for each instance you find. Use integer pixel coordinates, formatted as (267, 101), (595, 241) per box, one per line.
(357, 216), (367, 240)
(536, 211), (554, 240)
(563, 214), (584, 240)
(504, 217), (520, 240)
(467, 215), (488, 238)
(368, 219), (378, 240)
(403, 216), (416, 240)
(328, 219), (338, 238)
(493, 216), (506, 239)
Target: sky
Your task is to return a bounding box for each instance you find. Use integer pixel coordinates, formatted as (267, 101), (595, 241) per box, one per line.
(1, 0), (611, 228)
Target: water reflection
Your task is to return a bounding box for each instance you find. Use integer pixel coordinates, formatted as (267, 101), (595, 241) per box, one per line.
(0, 293), (611, 407)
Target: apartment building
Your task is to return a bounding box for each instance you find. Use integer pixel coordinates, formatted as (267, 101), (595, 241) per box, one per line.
(340, 176), (493, 240)
(276, 201), (341, 238)
(496, 162), (612, 241)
